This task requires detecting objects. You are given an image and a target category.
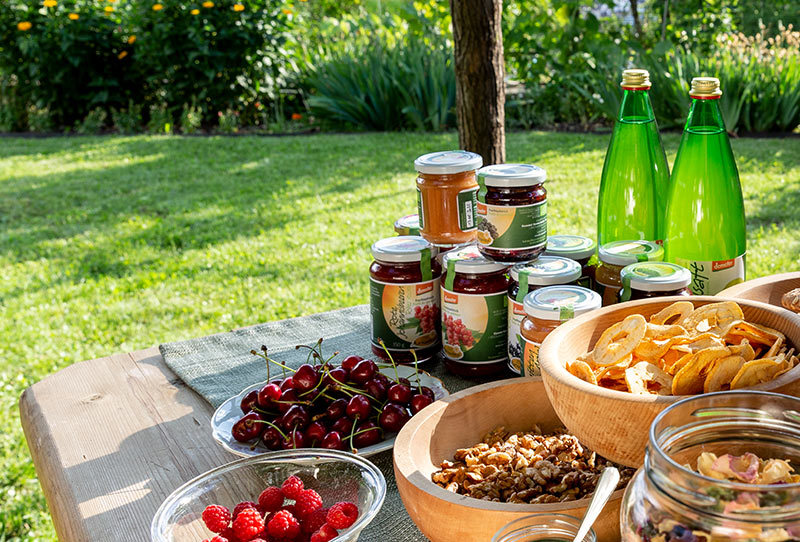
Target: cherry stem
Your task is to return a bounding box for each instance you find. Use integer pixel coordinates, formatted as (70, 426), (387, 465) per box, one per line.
(378, 338), (400, 383)
(348, 415), (359, 453)
(412, 349), (421, 393)
(255, 419), (288, 440)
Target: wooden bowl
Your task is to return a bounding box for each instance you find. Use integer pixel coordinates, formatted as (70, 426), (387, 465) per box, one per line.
(393, 378), (625, 542)
(718, 271), (800, 309)
(539, 295), (800, 469)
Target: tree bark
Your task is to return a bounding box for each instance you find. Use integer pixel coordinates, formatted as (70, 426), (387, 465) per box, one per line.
(449, 0), (505, 166)
(660, 0), (670, 41)
(630, 0), (643, 39)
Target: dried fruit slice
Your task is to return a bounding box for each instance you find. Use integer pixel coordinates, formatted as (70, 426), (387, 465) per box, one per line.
(730, 358), (784, 390)
(634, 337), (674, 363)
(649, 301), (694, 326)
(672, 346), (730, 395)
(644, 323), (687, 340)
(625, 361), (673, 395)
(704, 355), (746, 393)
(593, 314), (647, 366)
(567, 360), (597, 385)
(728, 339), (756, 362)
(666, 352), (693, 376)
(672, 333), (726, 353)
(682, 301), (744, 336)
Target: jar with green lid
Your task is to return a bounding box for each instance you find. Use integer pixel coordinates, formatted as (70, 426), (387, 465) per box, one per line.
(596, 240), (664, 306)
(519, 286), (601, 376)
(544, 234), (597, 289)
(394, 214), (420, 236)
(441, 245), (510, 377)
(507, 256), (582, 375)
(619, 262), (692, 302)
(476, 164), (548, 262)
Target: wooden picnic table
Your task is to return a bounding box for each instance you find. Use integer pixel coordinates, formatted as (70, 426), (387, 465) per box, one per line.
(19, 346), (236, 542)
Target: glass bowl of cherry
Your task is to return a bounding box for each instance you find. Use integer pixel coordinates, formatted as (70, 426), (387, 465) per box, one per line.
(151, 449), (386, 542)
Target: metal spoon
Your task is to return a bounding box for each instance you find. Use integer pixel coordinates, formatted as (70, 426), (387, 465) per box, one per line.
(572, 467), (621, 542)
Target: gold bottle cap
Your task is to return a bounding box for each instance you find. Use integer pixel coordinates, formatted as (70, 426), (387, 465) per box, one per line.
(690, 77), (722, 97)
(621, 69), (651, 89)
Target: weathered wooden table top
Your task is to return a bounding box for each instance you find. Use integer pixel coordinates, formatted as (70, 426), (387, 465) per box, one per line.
(19, 346), (238, 542)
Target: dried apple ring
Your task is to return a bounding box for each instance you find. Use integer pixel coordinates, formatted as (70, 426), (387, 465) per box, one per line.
(730, 359), (784, 390)
(625, 362), (673, 395)
(704, 355), (746, 393)
(567, 360), (597, 385)
(649, 301), (694, 326)
(593, 314), (647, 366)
(682, 301), (744, 336)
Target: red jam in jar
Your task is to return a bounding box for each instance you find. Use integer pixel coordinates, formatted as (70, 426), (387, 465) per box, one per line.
(476, 164), (548, 262)
(506, 256), (582, 375)
(619, 261), (692, 302)
(369, 236), (441, 364)
(441, 245), (510, 377)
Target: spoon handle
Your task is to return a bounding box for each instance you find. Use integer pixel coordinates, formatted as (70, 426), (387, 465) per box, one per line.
(573, 467), (620, 542)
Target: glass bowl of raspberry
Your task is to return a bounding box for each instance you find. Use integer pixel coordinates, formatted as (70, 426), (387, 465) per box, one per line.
(151, 449), (386, 542)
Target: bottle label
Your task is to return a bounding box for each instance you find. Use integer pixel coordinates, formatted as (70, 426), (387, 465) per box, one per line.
(507, 297), (526, 373)
(520, 335), (542, 376)
(456, 187), (478, 232)
(441, 288), (507, 364)
(476, 201), (547, 250)
(675, 255), (746, 295)
(370, 278), (440, 351)
(416, 187), (425, 230)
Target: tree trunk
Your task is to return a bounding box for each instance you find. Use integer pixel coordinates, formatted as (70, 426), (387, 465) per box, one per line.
(449, 0), (505, 166)
(660, 0), (670, 41)
(630, 0), (643, 39)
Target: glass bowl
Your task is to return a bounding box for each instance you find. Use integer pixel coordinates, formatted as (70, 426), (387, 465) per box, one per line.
(151, 449), (386, 542)
(492, 513), (596, 542)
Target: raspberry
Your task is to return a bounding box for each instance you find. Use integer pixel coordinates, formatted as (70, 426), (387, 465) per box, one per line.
(219, 528), (238, 542)
(267, 509), (301, 540)
(202, 505), (232, 534)
(210, 537), (230, 542)
(326, 502), (359, 529)
(281, 475), (304, 500)
(281, 504), (299, 518)
(232, 507), (265, 542)
(232, 501), (258, 519)
(258, 486), (284, 512)
(294, 489), (323, 519)
(310, 524), (339, 542)
(302, 507), (329, 534)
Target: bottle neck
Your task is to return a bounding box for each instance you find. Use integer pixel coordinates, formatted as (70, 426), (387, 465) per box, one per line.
(684, 97), (726, 135)
(618, 88), (655, 124)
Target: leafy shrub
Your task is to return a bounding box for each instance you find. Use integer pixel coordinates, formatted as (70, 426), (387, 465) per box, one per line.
(216, 109), (241, 133)
(26, 106), (54, 133)
(179, 102), (203, 134)
(147, 104), (173, 134)
(111, 101), (144, 134)
(74, 108), (108, 134)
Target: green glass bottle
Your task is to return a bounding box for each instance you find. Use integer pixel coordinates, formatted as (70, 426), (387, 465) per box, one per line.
(664, 77), (746, 295)
(597, 69), (671, 246)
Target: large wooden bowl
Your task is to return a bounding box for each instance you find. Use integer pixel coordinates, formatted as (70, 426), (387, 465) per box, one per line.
(393, 378), (626, 542)
(539, 295), (800, 469)
(718, 271), (800, 308)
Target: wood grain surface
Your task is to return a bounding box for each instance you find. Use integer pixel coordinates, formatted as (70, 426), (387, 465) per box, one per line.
(719, 271), (800, 308)
(393, 378), (625, 542)
(538, 295), (800, 468)
(19, 347), (237, 542)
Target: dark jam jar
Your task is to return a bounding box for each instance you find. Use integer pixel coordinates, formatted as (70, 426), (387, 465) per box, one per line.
(619, 262), (692, 302)
(506, 256), (581, 375)
(369, 236), (441, 364)
(596, 240), (664, 306)
(441, 245), (510, 377)
(476, 164), (548, 262)
(544, 235), (597, 289)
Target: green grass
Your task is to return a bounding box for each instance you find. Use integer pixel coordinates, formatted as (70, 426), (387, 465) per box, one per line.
(1, 131), (798, 540)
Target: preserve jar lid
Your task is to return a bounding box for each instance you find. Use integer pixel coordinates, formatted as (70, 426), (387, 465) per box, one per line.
(599, 240), (664, 267)
(544, 235), (597, 260)
(442, 245), (508, 274)
(523, 285), (601, 321)
(510, 256), (581, 285)
(371, 236), (436, 263)
(477, 163), (546, 187)
(414, 150), (483, 175)
(621, 262), (691, 291)
(393, 214), (420, 236)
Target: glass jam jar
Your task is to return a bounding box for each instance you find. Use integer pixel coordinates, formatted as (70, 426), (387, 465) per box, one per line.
(393, 214), (420, 236)
(369, 236), (441, 364)
(493, 513), (596, 542)
(596, 240), (664, 306)
(441, 245), (510, 377)
(507, 256), (582, 375)
(519, 286), (601, 376)
(544, 234), (597, 289)
(476, 164), (548, 262)
(415, 150), (482, 245)
(619, 262), (692, 302)
(621, 391), (800, 542)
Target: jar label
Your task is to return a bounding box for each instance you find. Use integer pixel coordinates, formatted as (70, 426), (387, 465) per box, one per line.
(370, 278), (440, 351)
(520, 335), (542, 376)
(507, 297), (526, 373)
(456, 187), (478, 232)
(675, 254), (745, 295)
(416, 187), (425, 230)
(441, 288), (507, 364)
(476, 201), (547, 250)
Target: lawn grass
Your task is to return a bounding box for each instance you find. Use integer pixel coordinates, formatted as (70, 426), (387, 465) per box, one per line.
(1, 131), (799, 540)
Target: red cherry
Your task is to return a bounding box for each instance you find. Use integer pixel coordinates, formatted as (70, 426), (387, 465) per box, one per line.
(241, 389), (259, 413)
(304, 421), (327, 446)
(378, 402), (411, 433)
(257, 382), (282, 410)
(410, 394), (434, 414)
(353, 421), (382, 448)
(293, 364), (319, 393)
(321, 431), (344, 450)
(341, 355), (363, 372)
(346, 395), (371, 420)
(231, 412), (264, 442)
(387, 384), (412, 405)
